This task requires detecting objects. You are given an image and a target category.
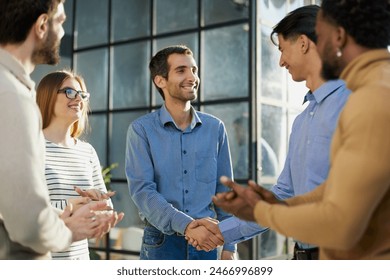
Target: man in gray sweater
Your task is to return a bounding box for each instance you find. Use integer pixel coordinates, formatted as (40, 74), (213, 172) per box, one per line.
(0, 0), (122, 259)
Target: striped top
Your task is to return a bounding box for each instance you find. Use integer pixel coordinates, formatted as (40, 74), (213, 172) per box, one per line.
(45, 139), (109, 260)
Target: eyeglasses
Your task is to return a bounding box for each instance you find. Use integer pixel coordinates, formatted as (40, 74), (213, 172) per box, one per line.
(57, 87), (90, 101)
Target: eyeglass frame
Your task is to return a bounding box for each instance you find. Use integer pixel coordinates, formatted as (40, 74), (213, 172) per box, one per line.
(57, 87), (90, 101)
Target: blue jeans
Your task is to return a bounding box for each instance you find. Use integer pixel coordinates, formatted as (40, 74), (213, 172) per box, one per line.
(140, 225), (217, 260)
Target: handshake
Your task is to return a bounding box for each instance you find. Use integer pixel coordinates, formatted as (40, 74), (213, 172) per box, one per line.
(184, 217), (235, 260)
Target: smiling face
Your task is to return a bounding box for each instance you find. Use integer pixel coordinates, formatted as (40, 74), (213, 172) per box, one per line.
(277, 34), (307, 82)
(54, 77), (87, 126)
(158, 53), (200, 103)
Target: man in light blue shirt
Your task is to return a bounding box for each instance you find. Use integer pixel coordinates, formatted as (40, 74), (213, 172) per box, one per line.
(125, 45), (236, 260)
(190, 5), (351, 260)
(219, 80), (350, 245)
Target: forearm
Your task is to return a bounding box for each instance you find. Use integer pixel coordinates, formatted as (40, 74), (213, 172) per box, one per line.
(1, 163), (72, 253)
(284, 183), (326, 206)
(219, 216), (267, 244)
(1, 105), (72, 253)
(130, 180), (193, 234)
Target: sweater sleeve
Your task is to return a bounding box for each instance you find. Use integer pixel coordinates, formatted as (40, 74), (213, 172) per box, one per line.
(0, 93), (72, 254)
(254, 88), (390, 250)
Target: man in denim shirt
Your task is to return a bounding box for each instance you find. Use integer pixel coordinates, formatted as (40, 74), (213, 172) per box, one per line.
(125, 45), (236, 260)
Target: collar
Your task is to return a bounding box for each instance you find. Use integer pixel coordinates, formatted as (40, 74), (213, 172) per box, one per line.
(303, 79), (345, 104)
(159, 104), (202, 130)
(0, 48), (35, 92)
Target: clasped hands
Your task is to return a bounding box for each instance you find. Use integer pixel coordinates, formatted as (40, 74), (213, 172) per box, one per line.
(184, 217), (235, 260)
(60, 186), (125, 242)
(213, 176), (284, 222)
(184, 176), (284, 257)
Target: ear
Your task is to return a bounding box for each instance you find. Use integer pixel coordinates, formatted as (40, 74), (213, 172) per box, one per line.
(154, 75), (166, 89)
(335, 26), (347, 49)
(34, 14), (49, 40)
(299, 35), (310, 54)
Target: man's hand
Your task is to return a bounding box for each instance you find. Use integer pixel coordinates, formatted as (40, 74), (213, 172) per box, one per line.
(213, 176), (262, 221)
(61, 200), (124, 242)
(185, 218), (224, 251)
(74, 186), (116, 201)
(247, 180), (285, 205)
(185, 217), (223, 249)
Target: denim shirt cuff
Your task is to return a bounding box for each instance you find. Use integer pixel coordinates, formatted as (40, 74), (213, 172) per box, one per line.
(223, 243), (237, 252)
(172, 212), (194, 235)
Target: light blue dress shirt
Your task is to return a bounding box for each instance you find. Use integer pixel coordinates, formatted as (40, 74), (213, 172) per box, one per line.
(219, 80), (351, 248)
(125, 104), (235, 252)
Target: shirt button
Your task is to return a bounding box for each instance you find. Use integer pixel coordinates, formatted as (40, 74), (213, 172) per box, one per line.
(309, 111), (314, 116)
(185, 210), (189, 213)
(184, 170), (187, 174)
(185, 190), (189, 193)
(183, 150), (187, 154)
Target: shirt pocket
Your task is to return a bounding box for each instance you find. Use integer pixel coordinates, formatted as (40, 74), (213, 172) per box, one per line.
(195, 151), (217, 184)
(308, 135), (332, 182)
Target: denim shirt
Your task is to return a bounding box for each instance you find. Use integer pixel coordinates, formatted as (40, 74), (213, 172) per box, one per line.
(125, 104), (235, 252)
(219, 80), (351, 247)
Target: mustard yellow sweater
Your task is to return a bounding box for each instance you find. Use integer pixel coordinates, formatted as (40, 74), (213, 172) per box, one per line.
(254, 49), (390, 259)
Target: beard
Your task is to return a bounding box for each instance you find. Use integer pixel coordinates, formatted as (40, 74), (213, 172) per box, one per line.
(167, 81), (199, 102)
(32, 24), (61, 65)
(320, 40), (342, 81)
(321, 61), (340, 80)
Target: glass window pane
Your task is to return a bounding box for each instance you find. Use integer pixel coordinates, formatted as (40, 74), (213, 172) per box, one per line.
(154, 34), (199, 59)
(313, 0), (322, 5)
(261, 26), (284, 100)
(152, 33), (199, 106)
(111, 0), (150, 41)
(75, 0), (108, 48)
(110, 111), (149, 180)
(258, 230), (285, 258)
(31, 63), (67, 86)
(109, 183), (144, 228)
(260, 104), (286, 181)
(63, 0), (74, 34)
(75, 49), (109, 111)
(112, 42), (151, 109)
(155, 0), (197, 34)
(202, 103), (251, 180)
(202, 24), (249, 101)
(259, 103), (287, 260)
(260, 0), (286, 26)
(83, 114), (107, 166)
(202, 0), (249, 26)
(289, 0), (307, 12)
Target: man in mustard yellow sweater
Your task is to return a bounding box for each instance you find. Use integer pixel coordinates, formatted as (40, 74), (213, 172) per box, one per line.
(213, 0), (390, 260)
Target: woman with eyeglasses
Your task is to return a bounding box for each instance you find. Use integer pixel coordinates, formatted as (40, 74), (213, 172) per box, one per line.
(36, 69), (123, 259)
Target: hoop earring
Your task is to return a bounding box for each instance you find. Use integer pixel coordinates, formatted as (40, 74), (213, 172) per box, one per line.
(336, 48), (342, 58)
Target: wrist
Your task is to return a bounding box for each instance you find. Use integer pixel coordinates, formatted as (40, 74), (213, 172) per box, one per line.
(184, 220), (195, 236)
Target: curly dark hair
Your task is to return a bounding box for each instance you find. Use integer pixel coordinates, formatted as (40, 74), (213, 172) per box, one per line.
(321, 0), (390, 48)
